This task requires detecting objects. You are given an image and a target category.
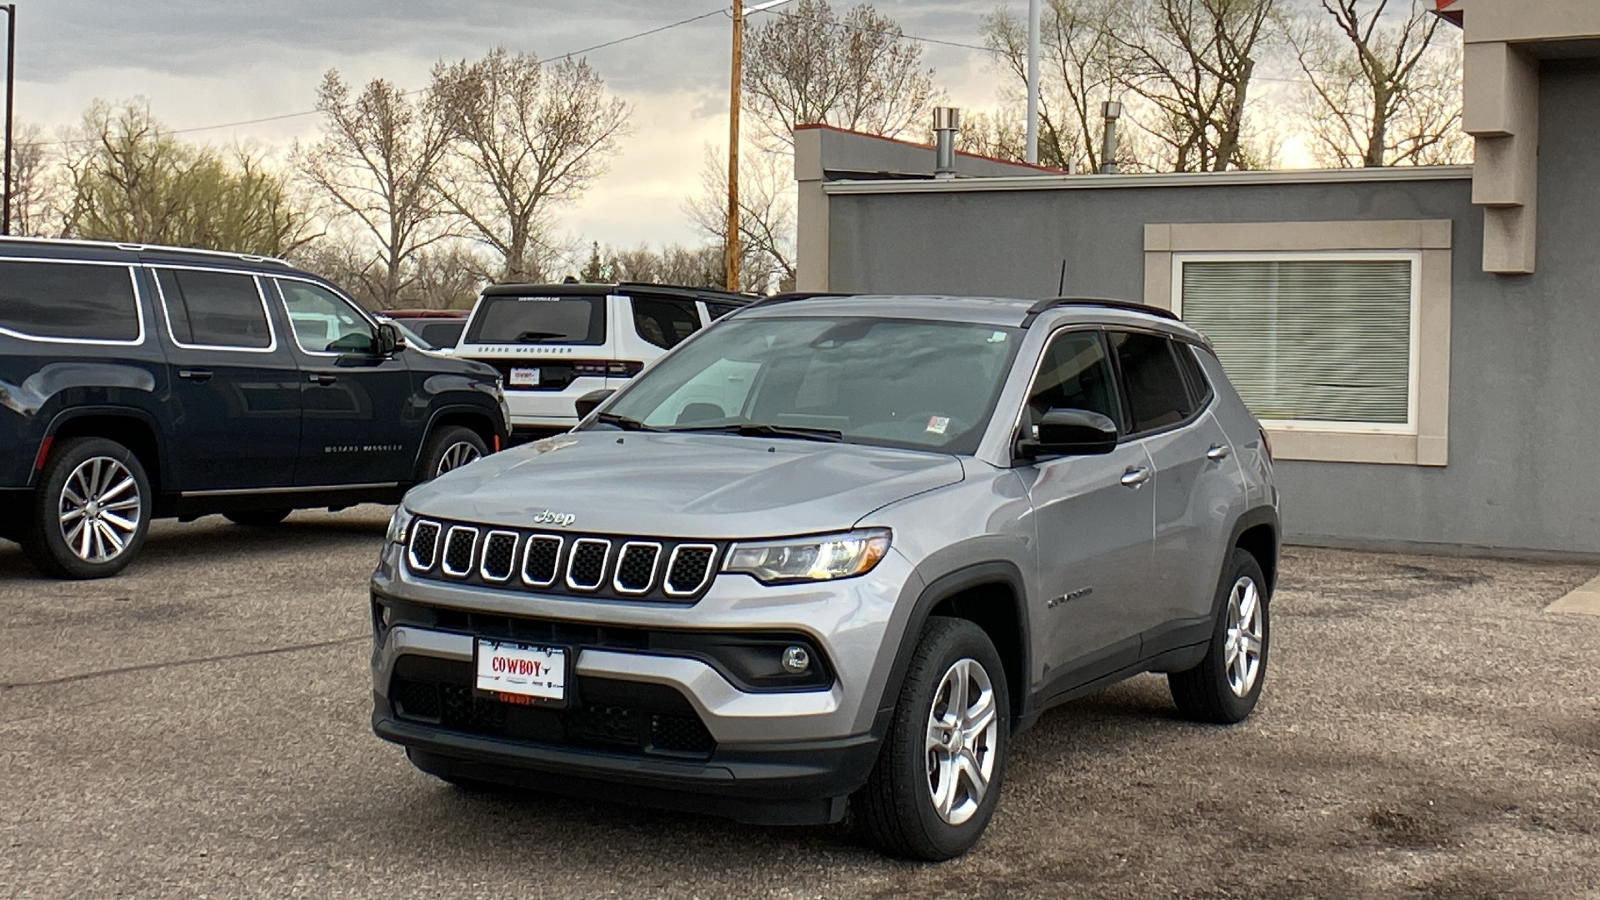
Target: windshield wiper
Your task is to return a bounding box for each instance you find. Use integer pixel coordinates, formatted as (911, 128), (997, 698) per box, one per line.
(594, 412), (660, 432)
(511, 330), (568, 343)
(669, 422), (844, 443)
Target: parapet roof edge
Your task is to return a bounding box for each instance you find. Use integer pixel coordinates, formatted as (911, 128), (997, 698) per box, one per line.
(822, 165), (1475, 195)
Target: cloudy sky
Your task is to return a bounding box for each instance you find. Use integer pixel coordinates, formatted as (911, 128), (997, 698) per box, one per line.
(17, 0), (1046, 254)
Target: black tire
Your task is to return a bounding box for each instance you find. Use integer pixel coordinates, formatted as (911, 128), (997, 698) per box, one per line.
(855, 617), (1010, 861)
(1168, 548), (1271, 724)
(417, 426), (489, 482)
(224, 509), (292, 527)
(22, 437), (152, 580)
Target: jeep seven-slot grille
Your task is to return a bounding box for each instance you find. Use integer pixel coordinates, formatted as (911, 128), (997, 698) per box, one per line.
(404, 519), (721, 602)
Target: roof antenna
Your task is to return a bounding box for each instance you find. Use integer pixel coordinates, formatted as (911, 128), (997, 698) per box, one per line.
(1057, 259), (1068, 297)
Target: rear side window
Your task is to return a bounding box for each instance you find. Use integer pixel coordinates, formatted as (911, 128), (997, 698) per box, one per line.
(1173, 341), (1214, 407)
(1110, 331), (1195, 434)
(466, 295), (605, 346)
(155, 269), (271, 349)
(0, 260), (141, 342)
(631, 297), (701, 350)
(705, 301), (743, 320)
(418, 321), (464, 348)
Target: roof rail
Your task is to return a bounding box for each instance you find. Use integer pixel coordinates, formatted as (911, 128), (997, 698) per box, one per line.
(734, 291), (859, 314)
(1021, 297), (1179, 327)
(614, 282), (760, 302)
(0, 234), (292, 266)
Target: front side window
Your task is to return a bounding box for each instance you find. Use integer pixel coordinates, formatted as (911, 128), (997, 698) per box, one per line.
(1026, 330), (1121, 432)
(596, 316), (1023, 454)
(631, 297), (700, 350)
(465, 295), (605, 346)
(1178, 256), (1414, 428)
(0, 260), (141, 342)
(1110, 331), (1195, 434)
(156, 269), (271, 349)
(278, 279), (375, 354)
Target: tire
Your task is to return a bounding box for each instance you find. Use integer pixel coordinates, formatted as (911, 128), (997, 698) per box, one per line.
(22, 437), (152, 580)
(417, 426), (489, 482)
(224, 509), (292, 527)
(1168, 548), (1270, 724)
(855, 617), (1010, 861)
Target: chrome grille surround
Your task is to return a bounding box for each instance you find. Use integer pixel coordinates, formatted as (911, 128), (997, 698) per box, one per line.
(479, 530), (519, 583)
(565, 538), (612, 592)
(520, 535), (564, 588)
(407, 520), (441, 571)
(664, 544), (718, 597)
(613, 541), (662, 595)
(441, 525), (479, 578)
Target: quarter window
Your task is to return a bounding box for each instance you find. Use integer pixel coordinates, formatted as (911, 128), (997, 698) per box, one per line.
(1109, 331), (1195, 434)
(631, 297), (701, 350)
(705, 301), (743, 320)
(1027, 331), (1121, 432)
(155, 269), (271, 349)
(0, 260), (140, 342)
(278, 280), (375, 354)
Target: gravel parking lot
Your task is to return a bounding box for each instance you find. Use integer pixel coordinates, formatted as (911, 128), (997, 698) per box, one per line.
(1, 508), (1597, 899)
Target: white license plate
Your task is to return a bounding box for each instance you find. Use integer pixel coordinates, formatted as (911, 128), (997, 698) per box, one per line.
(475, 640), (566, 702)
(509, 367), (541, 387)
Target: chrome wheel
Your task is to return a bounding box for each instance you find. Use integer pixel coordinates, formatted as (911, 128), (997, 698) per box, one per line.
(435, 441), (482, 477)
(1224, 576), (1264, 697)
(57, 456), (143, 564)
(925, 657), (998, 826)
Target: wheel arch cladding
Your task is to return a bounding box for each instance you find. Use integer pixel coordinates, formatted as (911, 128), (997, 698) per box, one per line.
(45, 412), (163, 492)
(1234, 518), (1278, 596)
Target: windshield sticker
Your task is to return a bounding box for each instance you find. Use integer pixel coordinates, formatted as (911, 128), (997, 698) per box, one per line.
(988, 331), (1008, 343)
(926, 416), (950, 435)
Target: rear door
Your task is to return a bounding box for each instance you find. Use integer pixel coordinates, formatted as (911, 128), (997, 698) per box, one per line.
(274, 278), (417, 487)
(148, 265), (301, 492)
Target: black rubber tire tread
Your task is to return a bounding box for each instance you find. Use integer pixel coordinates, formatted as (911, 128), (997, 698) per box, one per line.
(855, 616), (1009, 861)
(22, 437), (152, 580)
(224, 509), (293, 527)
(1168, 548), (1270, 724)
(416, 425), (489, 483)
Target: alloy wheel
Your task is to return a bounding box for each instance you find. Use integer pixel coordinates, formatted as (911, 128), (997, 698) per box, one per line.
(435, 441), (482, 477)
(58, 456), (143, 564)
(925, 657), (999, 826)
(1224, 576), (1264, 697)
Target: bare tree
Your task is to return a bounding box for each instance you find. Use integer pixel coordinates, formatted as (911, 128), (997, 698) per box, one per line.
(1286, 0), (1469, 167)
(605, 243), (725, 288)
(1107, 0), (1278, 172)
(11, 123), (61, 236)
(297, 72), (453, 309)
(685, 146), (794, 293)
(742, 0), (940, 146)
(983, 0), (1119, 172)
(430, 48), (631, 282)
(953, 109), (1030, 164)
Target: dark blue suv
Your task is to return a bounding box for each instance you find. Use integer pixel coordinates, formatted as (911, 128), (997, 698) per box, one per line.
(0, 237), (509, 579)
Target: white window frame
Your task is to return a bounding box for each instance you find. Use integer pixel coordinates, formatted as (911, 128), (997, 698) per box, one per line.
(1171, 250), (1423, 437)
(272, 275), (379, 357)
(150, 264), (279, 354)
(0, 257), (147, 347)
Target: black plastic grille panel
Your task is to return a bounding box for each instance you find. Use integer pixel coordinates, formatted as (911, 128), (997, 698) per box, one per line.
(408, 521), (440, 570)
(566, 539), (610, 591)
(614, 543), (660, 594)
(480, 531), (517, 582)
(442, 526), (477, 577)
(666, 545), (717, 595)
(521, 536), (562, 586)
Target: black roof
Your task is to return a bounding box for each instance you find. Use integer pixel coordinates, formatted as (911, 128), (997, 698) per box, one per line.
(482, 281), (758, 304)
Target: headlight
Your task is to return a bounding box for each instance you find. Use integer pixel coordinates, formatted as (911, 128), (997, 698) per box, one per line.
(386, 506), (414, 545)
(723, 529), (891, 584)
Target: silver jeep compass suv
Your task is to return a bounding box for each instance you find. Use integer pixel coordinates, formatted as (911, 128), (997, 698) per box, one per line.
(370, 294), (1279, 860)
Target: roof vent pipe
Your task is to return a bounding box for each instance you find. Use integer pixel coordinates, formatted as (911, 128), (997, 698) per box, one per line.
(933, 107), (961, 179)
(1099, 101), (1123, 174)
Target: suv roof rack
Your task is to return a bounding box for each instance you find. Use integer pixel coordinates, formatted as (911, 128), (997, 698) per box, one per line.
(0, 234), (292, 266)
(1021, 297), (1179, 327)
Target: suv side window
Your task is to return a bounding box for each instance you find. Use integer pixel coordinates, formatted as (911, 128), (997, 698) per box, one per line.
(1027, 330), (1121, 432)
(1172, 341), (1214, 408)
(632, 297), (701, 350)
(0, 259), (142, 342)
(704, 301), (742, 320)
(154, 268), (272, 349)
(1109, 330), (1195, 434)
(278, 279), (375, 354)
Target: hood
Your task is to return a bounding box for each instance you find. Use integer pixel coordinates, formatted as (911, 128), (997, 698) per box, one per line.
(404, 430), (965, 539)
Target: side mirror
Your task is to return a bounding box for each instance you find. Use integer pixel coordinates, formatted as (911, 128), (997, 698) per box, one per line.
(376, 322), (405, 355)
(574, 388), (615, 420)
(1020, 408), (1120, 458)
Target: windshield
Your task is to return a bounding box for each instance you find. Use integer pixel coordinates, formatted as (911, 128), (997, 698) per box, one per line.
(465, 295), (605, 345)
(590, 316), (1023, 454)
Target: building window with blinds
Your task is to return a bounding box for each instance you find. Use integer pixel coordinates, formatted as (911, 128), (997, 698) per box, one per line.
(1175, 253), (1419, 433)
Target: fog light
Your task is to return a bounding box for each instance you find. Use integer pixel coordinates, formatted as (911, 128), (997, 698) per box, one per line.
(781, 646), (811, 674)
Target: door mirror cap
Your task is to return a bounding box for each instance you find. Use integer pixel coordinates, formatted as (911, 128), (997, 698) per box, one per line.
(575, 389), (616, 420)
(1019, 408), (1120, 458)
(376, 322), (405, 355)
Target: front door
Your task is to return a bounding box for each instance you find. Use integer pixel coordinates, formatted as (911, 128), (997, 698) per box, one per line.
(274, 278), (417, 487)
(149, 266), (301, 492)
(1019, 329), (1156, 692)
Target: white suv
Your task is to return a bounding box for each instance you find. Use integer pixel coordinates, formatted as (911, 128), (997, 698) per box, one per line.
(454, 283), (753, 436)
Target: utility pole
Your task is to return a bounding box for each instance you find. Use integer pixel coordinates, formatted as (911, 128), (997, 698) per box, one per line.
(2, 4), (14, 236)
(725, 0), (744, 291)
(1025, 0), (1040, 164)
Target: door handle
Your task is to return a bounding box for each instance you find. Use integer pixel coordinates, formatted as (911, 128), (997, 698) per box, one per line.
(1120, 466), (1152, 488)
(308, 373), (338, 386)
(1206, 444), (1232, 462)
(177, 368), (213, 383)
